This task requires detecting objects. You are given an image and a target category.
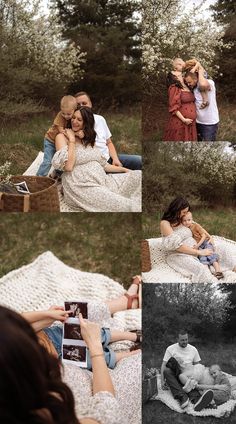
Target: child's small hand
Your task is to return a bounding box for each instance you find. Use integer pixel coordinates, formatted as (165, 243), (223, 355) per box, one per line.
(74, 129), (85, 139)
(64, 128), (76, 143)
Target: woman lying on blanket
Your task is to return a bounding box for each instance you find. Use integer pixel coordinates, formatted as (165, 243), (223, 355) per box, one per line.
(160, 197), (236, 283)
(52, 106), (141, 212)
(0, 277), (142, 424)
(23, 276), (142, 369)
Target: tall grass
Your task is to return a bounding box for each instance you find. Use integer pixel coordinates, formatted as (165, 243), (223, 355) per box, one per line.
(0, 213), (141, 289)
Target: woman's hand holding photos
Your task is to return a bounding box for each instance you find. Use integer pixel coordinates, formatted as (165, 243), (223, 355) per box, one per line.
(79, 313), (103, 356)
(48, 306), (72, 322)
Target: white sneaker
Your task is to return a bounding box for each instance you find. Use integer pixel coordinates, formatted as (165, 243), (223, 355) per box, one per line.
(194, 390), (214, 411)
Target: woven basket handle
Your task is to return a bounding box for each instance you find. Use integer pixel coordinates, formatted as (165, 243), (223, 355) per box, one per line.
(0, 192), (3, 211)
(23, 194), (30, 212)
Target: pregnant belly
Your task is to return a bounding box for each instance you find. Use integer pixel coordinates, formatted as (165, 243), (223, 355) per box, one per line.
(183, 236), (196, 248)
(71, 163), (106, 186)
(180, 104), (197, 120)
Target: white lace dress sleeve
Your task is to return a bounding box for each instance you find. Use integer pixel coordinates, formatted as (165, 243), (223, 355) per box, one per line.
(76, 392), (123, 424)
(51, 145), (68, 170)
(162, 231), (184, 251)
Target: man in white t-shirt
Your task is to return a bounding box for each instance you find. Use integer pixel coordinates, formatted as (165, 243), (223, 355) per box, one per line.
(185, 68), (219, 141)
(161, 330), (213, 411)
(74, 91), (142, 170)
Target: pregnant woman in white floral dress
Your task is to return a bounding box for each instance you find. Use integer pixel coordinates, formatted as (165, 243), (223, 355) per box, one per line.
(160, 197), (236, 283)
(52, 107), (141, 212)
(0, 278), (142, 424)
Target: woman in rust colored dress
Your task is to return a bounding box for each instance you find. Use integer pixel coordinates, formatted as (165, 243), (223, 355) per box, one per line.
(164, 72), (197, 141)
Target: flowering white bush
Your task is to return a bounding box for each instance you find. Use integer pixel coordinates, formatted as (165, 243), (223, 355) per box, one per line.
(142, 0), (228, 78)
(0, 0), (86, 93)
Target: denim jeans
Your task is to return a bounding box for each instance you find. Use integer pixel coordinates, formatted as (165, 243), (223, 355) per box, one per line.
(164, 367), (201, 404)
(36, 139), (56, 176)
(43, 326), (115, 370)
(196, 123), (219, 141)
(198, 240), (219, 265)
(108, 154), (142, 170)
(43, 326), (63, 358)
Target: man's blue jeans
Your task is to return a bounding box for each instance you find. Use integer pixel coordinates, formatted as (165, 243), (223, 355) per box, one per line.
(108, 154), (142, 170)
(196, 123), (219, 142)
(37, 139), (56, 176)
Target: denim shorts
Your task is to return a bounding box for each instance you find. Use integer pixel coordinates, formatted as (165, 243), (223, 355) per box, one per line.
(198, 240), (219, 265)
(43, 325), (115, 369)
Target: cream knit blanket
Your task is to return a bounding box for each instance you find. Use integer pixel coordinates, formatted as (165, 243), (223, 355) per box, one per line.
(0, 251), (141, 333)
(143, 236), (236, 283)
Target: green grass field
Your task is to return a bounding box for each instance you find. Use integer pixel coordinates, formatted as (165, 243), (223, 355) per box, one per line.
(0, 108), (141, 175)
(0, 213), (141, 289)
(143, 208), (236, 241)
(143, 343), (236, 424)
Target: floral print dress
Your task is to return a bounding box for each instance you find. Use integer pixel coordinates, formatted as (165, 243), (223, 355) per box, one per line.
(52, 143), (141, 212)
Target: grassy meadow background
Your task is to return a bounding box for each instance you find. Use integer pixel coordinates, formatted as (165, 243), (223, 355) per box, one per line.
(0, 214), (141, 290)
(143, 209), (236, 241)
(0, 108), (141, 175)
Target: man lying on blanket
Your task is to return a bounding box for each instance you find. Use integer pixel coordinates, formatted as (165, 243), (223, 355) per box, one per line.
(161, 330), (214, 411)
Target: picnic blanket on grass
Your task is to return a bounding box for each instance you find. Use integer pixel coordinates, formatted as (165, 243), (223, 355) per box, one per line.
(142, 237), (236, 284)
(0, 251), (141, 424)
(152, 372), (236, 418)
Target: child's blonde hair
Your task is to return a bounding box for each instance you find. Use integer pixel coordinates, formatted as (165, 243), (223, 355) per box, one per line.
(210, 364), (221, 372)
(184, 59), (198, 72)
(60, 95), (77, 110)
(172, 57), (185, 69)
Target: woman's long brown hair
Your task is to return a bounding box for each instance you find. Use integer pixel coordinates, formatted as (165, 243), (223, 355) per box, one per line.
(0, 306), (78, 424)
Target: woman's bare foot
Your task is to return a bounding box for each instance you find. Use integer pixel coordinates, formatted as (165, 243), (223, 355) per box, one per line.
(116, 349), (141, 363)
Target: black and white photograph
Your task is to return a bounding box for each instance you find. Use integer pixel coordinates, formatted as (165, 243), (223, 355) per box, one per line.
(64, 323), (82, 341)
(64, 301), (88, 319)
(62, 344), (87, 366)
(143, 283), (236, 423)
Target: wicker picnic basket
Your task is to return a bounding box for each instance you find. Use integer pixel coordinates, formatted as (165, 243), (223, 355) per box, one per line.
(0, 176), (60, 212)
(142, 374), (158, 403)
(141, 239), (151, 272)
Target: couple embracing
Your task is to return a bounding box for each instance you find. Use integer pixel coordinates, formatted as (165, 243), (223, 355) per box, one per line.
(161, 330), (231, 411)
(164, 58), (219, 142)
